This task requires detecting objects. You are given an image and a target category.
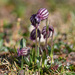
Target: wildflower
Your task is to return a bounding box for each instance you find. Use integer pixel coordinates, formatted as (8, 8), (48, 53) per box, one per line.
(30, 14), (41, 27)
(17, 47), (30, 56)
(30, 28), (41, 40)
(36, 8), (49, 20)
(42, 26), (54, 38)
(30, 8), (49, 27)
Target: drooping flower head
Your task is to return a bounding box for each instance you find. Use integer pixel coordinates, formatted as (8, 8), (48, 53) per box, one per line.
(30, 28), (41, 40)
(30, 14), (41, 28)
(30, 8), (49, 28)
(17, 47), (30, 56)
(36, 8), (49, 20)
(42, 26), (54, 39)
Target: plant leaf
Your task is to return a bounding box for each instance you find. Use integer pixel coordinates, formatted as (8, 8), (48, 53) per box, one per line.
(0, 39), (3, 49)
(1, 47), (8, 52)
(20, 38), (26, 48)
(37, 47), (39, 58)
(24, 57), (30, 65)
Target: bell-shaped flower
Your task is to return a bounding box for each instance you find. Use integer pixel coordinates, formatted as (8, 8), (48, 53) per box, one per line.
(30, 14), (41, 28)
(36, 8), (49, 20)
(30, 28), (41, 40)
(17, 47), (30, 56)
(42, 26), (54, 38)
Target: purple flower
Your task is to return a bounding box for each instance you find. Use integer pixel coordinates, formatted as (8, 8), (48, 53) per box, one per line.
(17, 47), (30, 56)
(30, 14), (41, 27)
(18, 48), (21, 57)
(21, 47), (30, 56)
(30, 8), (49, 27)
(42, 26), (54, 38)
(30, 28), (41, 40)
(36, 8), (49, 20)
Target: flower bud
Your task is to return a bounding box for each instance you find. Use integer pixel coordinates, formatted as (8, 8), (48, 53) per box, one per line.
(30, 14), (41, 27)
(17, 47), (30, 56)
(42, 26), (54, 38)
(21, 47), (30, 56)
(36, 8), (49, 20)
(30, 28), (41, 40)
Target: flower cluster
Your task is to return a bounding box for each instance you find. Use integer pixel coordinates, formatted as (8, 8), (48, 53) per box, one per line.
(17, 8), (55, 72)
(30, 8), (54, 41)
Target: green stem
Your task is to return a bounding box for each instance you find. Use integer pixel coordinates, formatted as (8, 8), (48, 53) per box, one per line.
(34, 27), (37, 71)
(45, 19), (47, 47)
(21, 56), (23, 70)
(39, 38), (40, 48)
(39, 38), (43, 53)
(40, 68), (43, 75)
(45, 18), (48, 55)
(50, 34), (54, 65)
(36, 28), (37, 51)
